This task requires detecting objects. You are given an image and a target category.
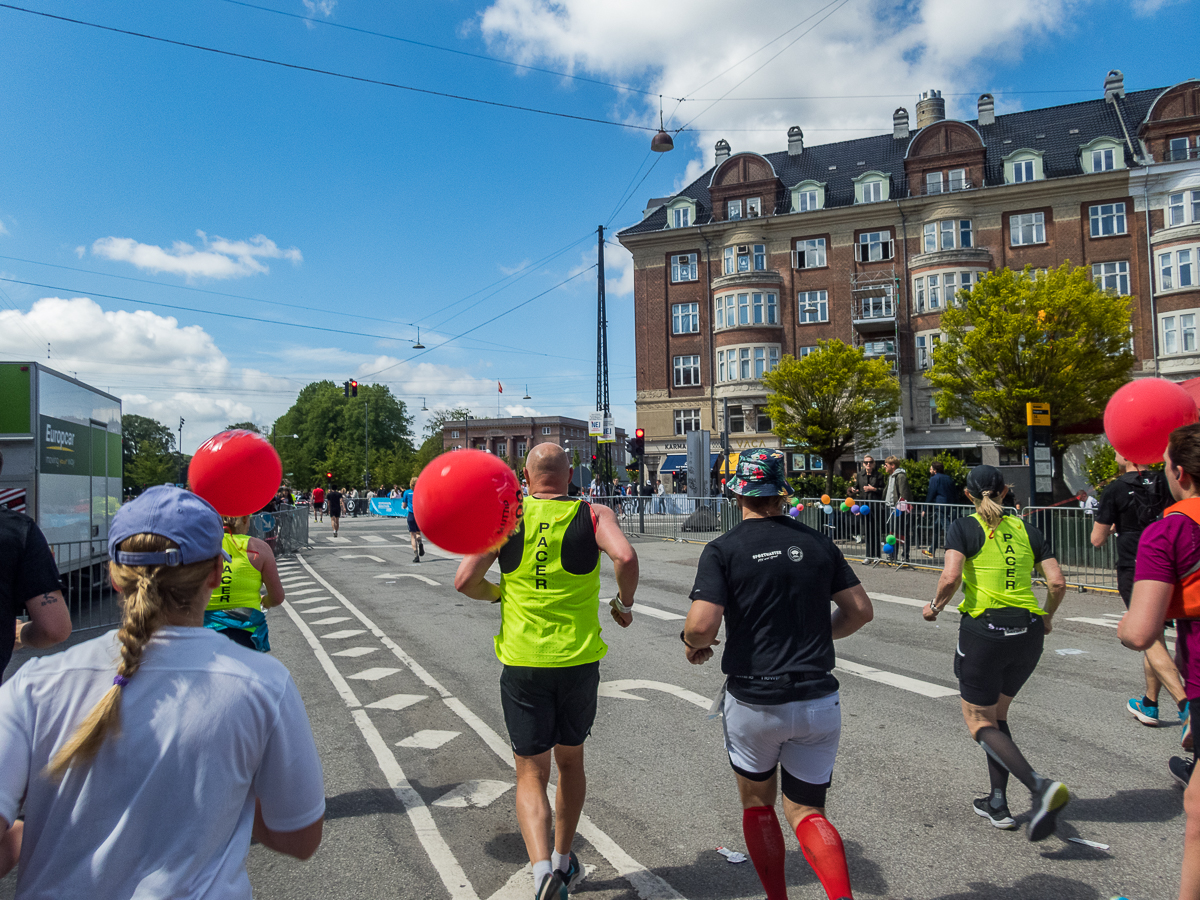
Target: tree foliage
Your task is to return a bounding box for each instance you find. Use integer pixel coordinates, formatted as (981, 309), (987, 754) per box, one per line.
(121, 414), (180, 495)
(927, 264), (1134, 497)
(272, 381), (414, 491)
(763, 340), (902, 491)
(1083, 441), (1119, 490)
(226, 421), (262, 433)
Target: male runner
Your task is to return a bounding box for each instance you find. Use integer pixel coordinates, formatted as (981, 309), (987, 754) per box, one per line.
(325, 486), (344, 537)
(455, 443), (639, 900)
(1091, 451), (1187, 730)
(312, 485), (325, 523)
(684, 449), (873, 900)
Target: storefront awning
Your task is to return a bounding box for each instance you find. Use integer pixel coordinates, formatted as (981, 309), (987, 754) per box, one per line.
(657, 453), (723, 474)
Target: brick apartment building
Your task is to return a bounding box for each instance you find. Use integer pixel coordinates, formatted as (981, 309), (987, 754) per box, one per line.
(441, 415), (627, 474)
(617, 71), (1200, 484)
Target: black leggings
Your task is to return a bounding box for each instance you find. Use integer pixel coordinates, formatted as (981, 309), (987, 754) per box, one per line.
(954, 610), (1045, 706)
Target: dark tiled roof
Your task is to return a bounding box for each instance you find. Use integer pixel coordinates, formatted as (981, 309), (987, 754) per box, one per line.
(619, 88), (1163, 237)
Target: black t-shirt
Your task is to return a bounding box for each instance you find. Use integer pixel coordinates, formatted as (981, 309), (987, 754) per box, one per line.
(1096, 470), (1170, 569)
(689, 516), (860, 704)
(0, 508), (62, 673)
(326, 491), (343, 515)
(945, 514), (1052, 562)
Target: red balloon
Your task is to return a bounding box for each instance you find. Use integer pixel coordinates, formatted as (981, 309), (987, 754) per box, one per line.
(1104, 378), (1199, 465)
(188, 430), (283, 516)
(413, 449), (522, 554)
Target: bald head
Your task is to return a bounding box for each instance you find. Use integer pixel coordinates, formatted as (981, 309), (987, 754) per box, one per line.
(525, 443), (571, 494)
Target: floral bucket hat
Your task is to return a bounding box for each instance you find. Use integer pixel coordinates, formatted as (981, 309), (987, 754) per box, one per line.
(728, 449), (794, 497)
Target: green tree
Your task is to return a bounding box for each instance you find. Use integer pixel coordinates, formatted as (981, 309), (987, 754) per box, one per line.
(763, 340), (902, 493)
(1083, 441), (1119, 490)
(927, 264), (1135, 499)
(121, 414), (176, 495)
(126, 438), (177, 492)
(226, 421), (261, 433)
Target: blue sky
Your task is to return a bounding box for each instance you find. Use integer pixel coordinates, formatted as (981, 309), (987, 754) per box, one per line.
(0, 0), (1194, 452)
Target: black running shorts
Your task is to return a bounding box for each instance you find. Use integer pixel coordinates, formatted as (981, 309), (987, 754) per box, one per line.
(499, 661), (600, 757)
(954, 609), (1045, 706)
(407, 514), (420, 535)
(1118, 566), (1135, 609)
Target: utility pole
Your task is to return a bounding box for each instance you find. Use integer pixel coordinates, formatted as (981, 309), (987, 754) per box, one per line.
(177, 417), (185, 486)
(364, 395), (370, 490)
(596, 225), (611, 488)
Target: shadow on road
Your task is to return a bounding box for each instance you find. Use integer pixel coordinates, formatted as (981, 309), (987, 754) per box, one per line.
(1064, 786), (1182, 823)
(922, 874), (1103, 899)
(323, 787), (403, 821)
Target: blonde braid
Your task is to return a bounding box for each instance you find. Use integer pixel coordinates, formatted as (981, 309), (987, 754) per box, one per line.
(44, 534), (213, 781)
(971, 489), (1006, 534)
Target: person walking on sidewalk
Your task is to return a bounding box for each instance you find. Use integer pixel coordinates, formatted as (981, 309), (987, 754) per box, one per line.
(923, 461), (958, 558)
(883, 456), (912, 563)
(454, 443), (639, 900)
(1092, 451), (1187, 732)
(924, 465), (1069, 841)
(683, 449), (873, 900)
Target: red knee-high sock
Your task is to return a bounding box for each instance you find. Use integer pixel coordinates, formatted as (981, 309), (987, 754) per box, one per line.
(794, 813), (853, 900)
(742, 806), (788, 900)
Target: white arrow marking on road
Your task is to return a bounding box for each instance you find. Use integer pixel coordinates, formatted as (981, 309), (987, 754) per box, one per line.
(397, 730), (460, 750)
(320, 629), (366, 640)
(366, 693), (428, 711)
(333, 647), (378, 657)
(835, 659), (958, 698)
(374, 573), (440, 586)
(598, 679), (711, 709)
(309, 616), (352, 626)
(361, 535), (388, 543)
(338, 554), (386, 562)
(598, 601), (683, 621)
(432, 780), (513, 809)
(301, 606), (340, 615)
(348, 667), (402, 681)
(291, 596), (332, 605)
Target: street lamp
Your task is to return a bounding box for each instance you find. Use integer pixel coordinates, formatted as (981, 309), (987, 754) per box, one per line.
(412, 327), (425, 350)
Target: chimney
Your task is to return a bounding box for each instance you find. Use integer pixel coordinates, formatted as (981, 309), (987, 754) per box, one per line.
(977, 93), (995, 127)
(1104, 69), (1125, 103)
(893, 107), (909, 140)
(787, 126), (804, 156)
(714, 139), (731, 164)
(915, 89), (945, 129)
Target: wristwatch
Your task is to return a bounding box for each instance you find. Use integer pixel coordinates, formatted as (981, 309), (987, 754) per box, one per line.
(610, 596), (633, 615)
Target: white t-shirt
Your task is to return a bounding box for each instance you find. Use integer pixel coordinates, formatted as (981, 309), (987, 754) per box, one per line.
(0, 626), (325, 900)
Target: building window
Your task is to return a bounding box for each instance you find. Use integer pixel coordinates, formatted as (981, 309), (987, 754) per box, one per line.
(923, 219), (972, 252)
(914, 270), (981, 312)
(450, 430), (460, 438)
(1160, 247), (1198, 292)
(672, 207), (691, 228)
(1169, 137), (1196, 162)
(1169, 191), (1200, 227)
(928, 274), (941, 310)
(718, 345), (780, 382)
(1010, 212), (1046, 246)
(516, 441), (526, 458)
(1162, 313), (1198, 355)
(674, 409), (701, 434)
(673, 355), (701, 387)
(746, 197), (762, 218)
(856, 231), (894, 262)
(1013, 159), (1035, 182)
(542, 426), (552, 435)
(798, 346), (817, 358)
(797, 189), (818, 211)
(861, 181), (883, 203)
(799, 290), (829, 324)
(949, 168), (967, 191)
(723, 243), (767, 275)
(727, 409), (745, 433)
(809, 455), (824, 470)
(1089, 202), (1127, 237)
(756, 408), (772, 432)
(670, 253), (698, 282)
(672, 302), (699, 334)
(916, 333), (941, 370)
(1092, 148), (1116, 171)
(793, 238), (826, 269)
(1093, 261), (1130, 295)
(930, 397), (946, 425)
(496, 441), (507, 458)
(728, 200), (742, 220)
(925, 172), (943, 195)
(715, 292), (778, 329)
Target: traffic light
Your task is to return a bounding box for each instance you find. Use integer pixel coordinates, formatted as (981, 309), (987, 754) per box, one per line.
(326, 471), (333, 481)
(350, 380), (358, 397)
(343, 381), (350, 398)
(632, 428), (645, 459)
(590, 454), (598, 467)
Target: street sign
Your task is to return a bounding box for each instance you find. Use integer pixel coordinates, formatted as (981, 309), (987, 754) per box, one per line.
(599, 416), (616, 444)
(588, 411), (603, 437)
(1026, 402), (1053, 505)
(1026, 402), (1051, 427)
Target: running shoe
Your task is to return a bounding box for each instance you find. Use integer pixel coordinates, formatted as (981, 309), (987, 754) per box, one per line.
(419, 539), (426, 557)
(413, 554), (420, 563)
(1028, 780), (1070, 842)
(973, 797), (1016, 829)
(560, 851), (584, 893)
(921, 548), (934, 558)
(535, 870), (567, 900)
(1170, 755), (1195, 788)
(1126, 697), (1160, 726)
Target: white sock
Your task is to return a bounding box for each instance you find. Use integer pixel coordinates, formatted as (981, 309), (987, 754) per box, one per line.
(533, 860), (553, 888)
(552, 850), (570, 873)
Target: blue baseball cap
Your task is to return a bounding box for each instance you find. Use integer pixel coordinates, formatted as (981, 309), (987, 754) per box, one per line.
(108, 485), (229, 567)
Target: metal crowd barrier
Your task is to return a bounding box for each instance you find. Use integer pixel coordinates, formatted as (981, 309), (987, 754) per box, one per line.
(250, 507), (310, 556)
(49, 539), (122, 632)
(611, 495), (739, 540)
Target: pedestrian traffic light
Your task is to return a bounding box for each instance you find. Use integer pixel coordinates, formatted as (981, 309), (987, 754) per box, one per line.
(350, 380), (358, 397)
(591, 454), (598, 467)
(632, 428), (645, 459)
(326, 471), (332, 480)
(343, 381), (350, 398)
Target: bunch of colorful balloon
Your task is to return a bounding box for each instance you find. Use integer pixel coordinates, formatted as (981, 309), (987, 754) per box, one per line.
(787, 496), (805, 518)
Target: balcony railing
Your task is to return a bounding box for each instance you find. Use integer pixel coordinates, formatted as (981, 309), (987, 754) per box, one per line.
(851, 296), (897, 328)
(859, 339), (897, 358)
(914, 179), (975, 196)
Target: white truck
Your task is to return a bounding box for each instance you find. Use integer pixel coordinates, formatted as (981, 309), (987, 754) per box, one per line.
(0, 362), (122, 587)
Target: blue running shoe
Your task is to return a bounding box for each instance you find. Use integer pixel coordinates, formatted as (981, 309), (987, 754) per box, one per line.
(560, 851), (584, 893)
(1127, 697), (1159, 726)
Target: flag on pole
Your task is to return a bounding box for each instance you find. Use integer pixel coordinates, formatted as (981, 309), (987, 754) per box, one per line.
(498, 382), (503, 393)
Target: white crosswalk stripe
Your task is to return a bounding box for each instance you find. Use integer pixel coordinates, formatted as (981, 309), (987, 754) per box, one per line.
(291, 596), (332, 605)
(432, 780), (513, 809)
(366, 694), (427, 711)
(397, 730), (460, 750)
(300, 606), (340, 615)
(309, 616), (352, 626)
(347, 667), (401, 681)
(321, 629), (366, 640)
(333, 647), (379, 658)
(361, 535), (388, 543)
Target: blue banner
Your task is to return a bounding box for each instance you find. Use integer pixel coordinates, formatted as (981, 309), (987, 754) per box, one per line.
(370, 498), (408, 517)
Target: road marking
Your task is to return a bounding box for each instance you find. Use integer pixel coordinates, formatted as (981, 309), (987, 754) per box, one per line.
(291, 596), (332, 605)
(348, 667), (402, 682)
(1066, 616), (1118, 628)
(867, 592), (928, 609)
(600, 601), (683, 621)
(398, 730), (460, 749)
(333, 647), (379, 657)
(296, 555), (688, 900)
(309, 616), (352, 626)
(326, 536), (351, 544)
(835, 659), (958, 698)
(338, 554), (386, 563)
(280, 579), (316, 588)
(286, 587), (326, 596)
(320, 629), (366, 640)
(485, 864), (594, 900)
(279, 601), (479, 898)
(375, 573), (440, 586)
(301, 606), (340, 615)
(361, 535), (388, 543)
(367, 693), (428, 711)
(599, 680), (710, 709)
(433, 780), (513, 809)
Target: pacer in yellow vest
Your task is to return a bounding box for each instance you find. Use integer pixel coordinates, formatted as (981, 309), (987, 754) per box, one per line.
(205, 515), (286, 652)
(455, 443), (639, 900)
(923, 465), (1070, 842)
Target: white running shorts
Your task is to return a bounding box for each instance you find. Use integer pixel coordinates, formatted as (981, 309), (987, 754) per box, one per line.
(721, 690), (841, 783)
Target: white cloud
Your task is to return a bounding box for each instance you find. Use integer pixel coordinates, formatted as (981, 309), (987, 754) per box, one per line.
(499, 258), (532, 276)
(91, 230), (302, 281)
(0, 218), (8, 237)
(478, 0), (1093, 171)
(301, 0), (337, 24)
(1131, 0), (1183, 13)
(568, 243), (633, 297)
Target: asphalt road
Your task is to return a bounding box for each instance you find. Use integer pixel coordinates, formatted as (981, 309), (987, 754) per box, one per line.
(2, 514), (1189, 899)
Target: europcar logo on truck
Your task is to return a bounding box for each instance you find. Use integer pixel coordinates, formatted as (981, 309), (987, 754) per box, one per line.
(40, 416), (90, 473)
(44, 424), (76, 451)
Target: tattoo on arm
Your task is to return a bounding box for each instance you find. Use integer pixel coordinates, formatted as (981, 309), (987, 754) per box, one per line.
(39, 594), (58, 607)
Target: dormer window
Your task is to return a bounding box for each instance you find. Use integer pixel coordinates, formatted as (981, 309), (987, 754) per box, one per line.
(746, 198), (762, 218)
(673, 207), (690, 228)
(1003, 149), (1044, 184)
(790, 179), (825, 213)
(723, 244), (767, 275)
(728, 200), (742, 220)
(666, 197), (697, 229)
(1081, 137), (1125, 174)
(853, 171), (890, 204)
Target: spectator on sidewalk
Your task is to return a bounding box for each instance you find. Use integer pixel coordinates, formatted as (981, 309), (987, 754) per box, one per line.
(884, 456), (913, 563)
(923, 461), (958, 559)
(849, 456), (886, 551)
